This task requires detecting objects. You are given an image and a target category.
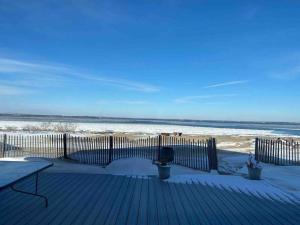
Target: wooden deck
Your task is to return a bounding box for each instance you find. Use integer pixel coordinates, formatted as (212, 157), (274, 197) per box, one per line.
(0, 172), (299, 225)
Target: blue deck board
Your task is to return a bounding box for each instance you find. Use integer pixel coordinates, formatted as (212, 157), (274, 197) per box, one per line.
(58, 175), (108, 225)
(203, 183), (247, 224)
(247, 189), (300, 224)
(153, 178), (169, 225)
(238, 187), (288, 225)
(71, 175), (111, 225)
(29, 174), (90, 225)
(178, 183), (210, 225)
(0, 172), (300, 225)
(160, 180), (181, 225)
(177, 183), (209, 225)
(202, 183), (253, 225)
(138, 178), (149, 225)
(2, 174), (67, 225)
(168, 182), (192, 225)
(114, 177), (137, 225)
(218, 185), (270, 225)
(147, 177), (158, 225)
(188, 182), (227, 225)
(103, 177), (131, 225)
(93, 176), (127, 225)
(80, 176), (119, 225)
(126, 177), (143, 225)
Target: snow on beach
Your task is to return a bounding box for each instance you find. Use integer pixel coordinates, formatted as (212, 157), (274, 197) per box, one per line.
(0, 120), (286, 136)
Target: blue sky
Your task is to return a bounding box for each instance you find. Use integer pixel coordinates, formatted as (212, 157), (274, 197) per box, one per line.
(0, 0), (300, 122)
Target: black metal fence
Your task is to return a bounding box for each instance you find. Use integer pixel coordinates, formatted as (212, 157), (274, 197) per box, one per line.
(255, 138), (300, 165)
(0, 134), (218, 171)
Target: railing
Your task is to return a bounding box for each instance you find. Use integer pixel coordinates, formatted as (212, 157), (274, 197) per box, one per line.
(255, 138), (300, 165)
(0, 134), (218, 171)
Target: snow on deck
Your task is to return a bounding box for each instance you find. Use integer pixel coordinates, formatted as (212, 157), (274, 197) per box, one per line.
(1, 156), (299, 204)
(166, 174), (299, 204)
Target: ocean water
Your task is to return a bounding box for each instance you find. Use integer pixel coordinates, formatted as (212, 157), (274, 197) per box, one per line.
(1, 114), (300, 137)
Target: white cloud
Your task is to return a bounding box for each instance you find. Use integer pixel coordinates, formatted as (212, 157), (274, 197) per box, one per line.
(80, 75), (159, 92)
(0, 57), (159, 93)
(174, 94), (236, 104)
(98, 100), (149, 105)
(203, 80), (249, 88)
(270, 66), (300, 80)
(0, 84), (33, 96)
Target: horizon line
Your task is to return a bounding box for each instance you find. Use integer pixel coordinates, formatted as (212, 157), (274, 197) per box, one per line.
(0, 112), (299, 124)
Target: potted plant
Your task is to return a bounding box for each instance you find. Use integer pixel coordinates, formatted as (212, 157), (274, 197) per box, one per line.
(157, 147), (174, 179)
(247, 153), (262, 180)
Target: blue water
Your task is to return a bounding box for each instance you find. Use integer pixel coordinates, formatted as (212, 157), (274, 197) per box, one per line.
(1, 114), (300, 136)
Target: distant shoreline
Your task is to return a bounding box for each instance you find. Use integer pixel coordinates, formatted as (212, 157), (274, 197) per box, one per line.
(1, 113), (300, 137)
(1, 113), (299, 125)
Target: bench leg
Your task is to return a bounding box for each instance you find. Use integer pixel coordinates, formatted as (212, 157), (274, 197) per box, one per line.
(10, 172), (48, 208)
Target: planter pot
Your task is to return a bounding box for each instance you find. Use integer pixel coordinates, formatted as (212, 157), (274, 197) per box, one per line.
(159, 147), (174, 164)
(157, 164), (171, 179)
(247, 167), (262, 180)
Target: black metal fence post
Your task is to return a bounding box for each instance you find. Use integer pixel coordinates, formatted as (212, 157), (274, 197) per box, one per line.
(109, 136), (113, 163)
(207, 138), (212, 170)
(157, 135), (162, 161)
(207, 138), (218, 171)
(2, 134), (7, 158)
(63, 133), (67, 159)
(255, 138), (258, 160)
(212, 138), (218, 170)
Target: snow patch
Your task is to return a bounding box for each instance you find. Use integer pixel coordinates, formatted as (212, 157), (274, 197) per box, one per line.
(105, 158), (206, 176)
(166, 174), (298, 204)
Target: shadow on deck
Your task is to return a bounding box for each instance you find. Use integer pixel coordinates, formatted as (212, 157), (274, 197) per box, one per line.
(0, 172), (299, 225)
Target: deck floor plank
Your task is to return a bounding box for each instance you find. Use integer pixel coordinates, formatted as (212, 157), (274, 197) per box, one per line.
(103, 177), (131, 225)
(160, 180), (181, 225)
(187, 182), (225, 225)
(93, 176), (127, 225)
(55, 175), (103, 225)
(199, 183), (243, 225)
(167, 182), (192, 225)
(220, 185), (275, 225)
(82, 176), (120, 225)
(247, 190), (300, 225)
(202, 183), (253, 225)
(126, 177), (143, 225)
(147, 177), (158, 225)
(2, 174), (75, 225)
(8, 174), (71, 225)
(30, 174), (96, 225)
(137, 178), (149, 225)
(114, 177), (137, 225)
(178, 182), (210, 225)
(171, 183), (201, 225)
(71, 175), (111, 225)
(153, 178), (169, 225)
